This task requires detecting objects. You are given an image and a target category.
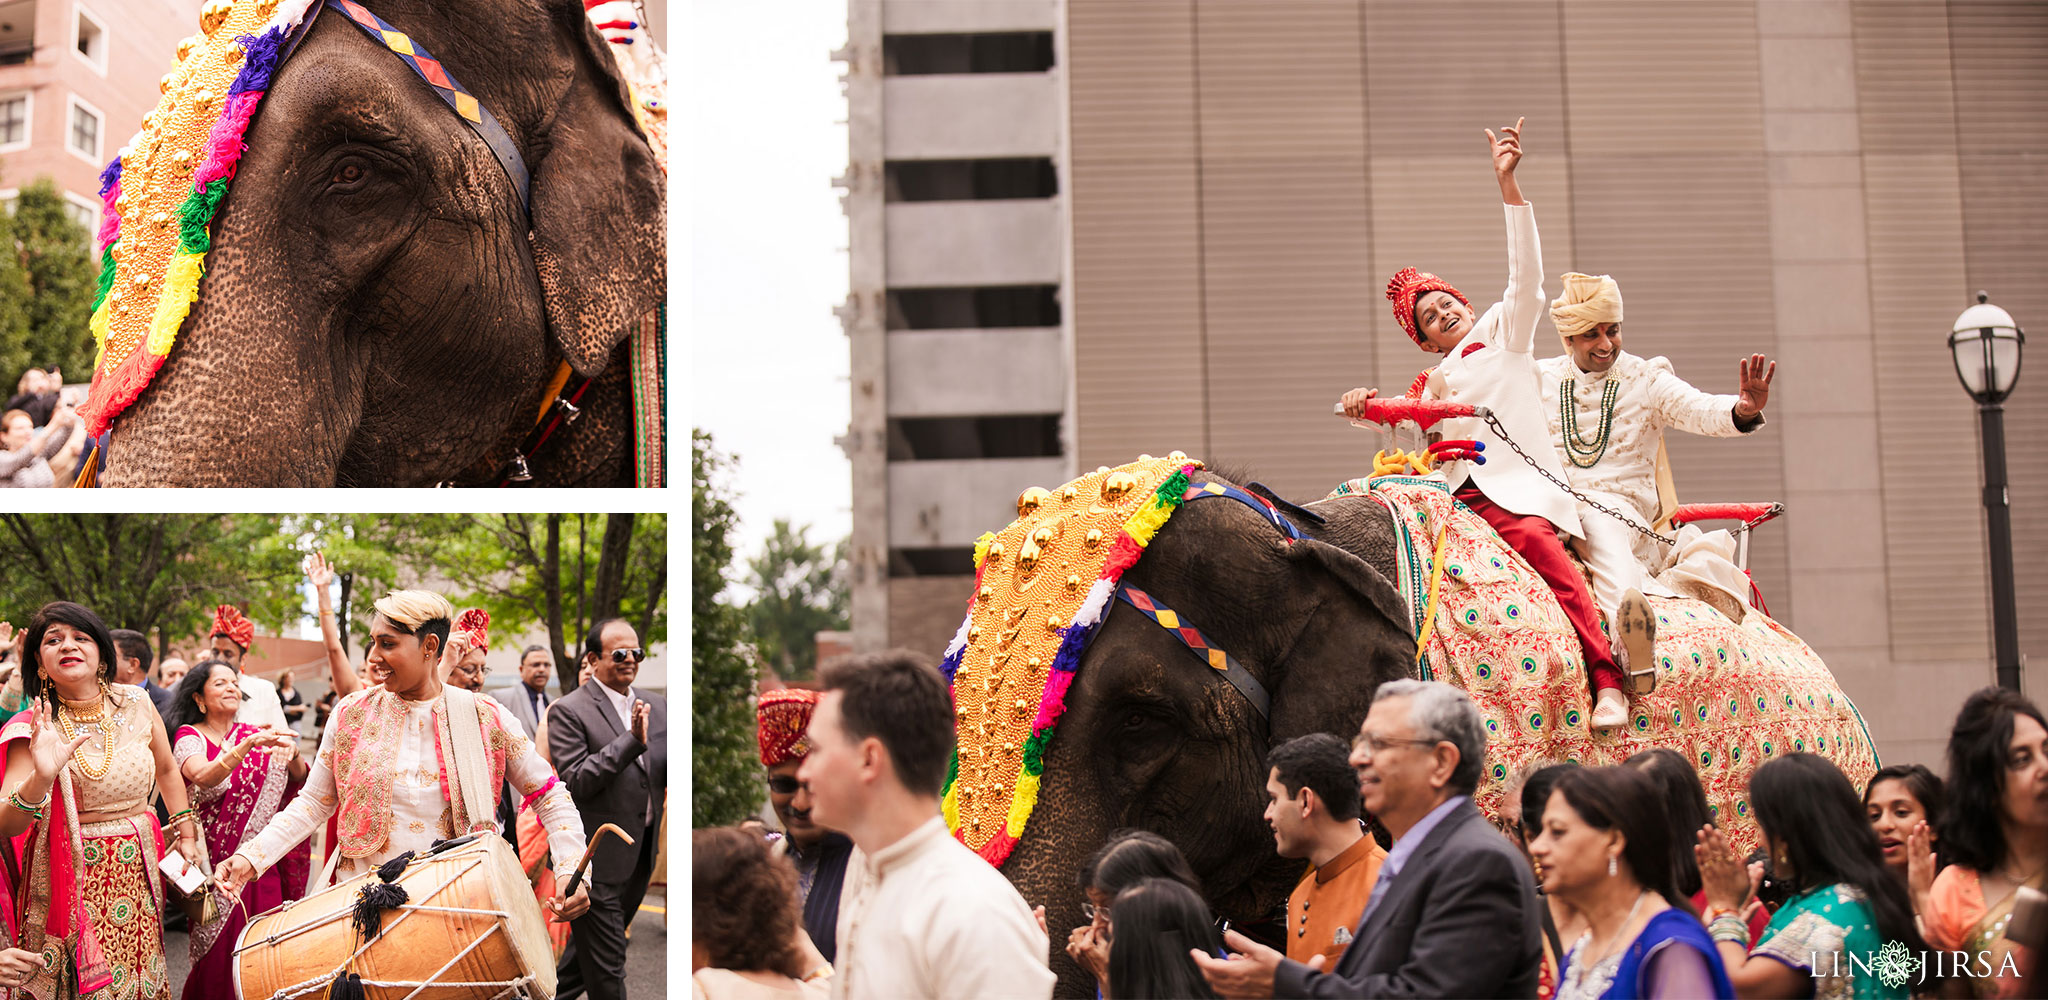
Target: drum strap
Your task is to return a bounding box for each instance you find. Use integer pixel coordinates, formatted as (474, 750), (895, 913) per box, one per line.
(439, 687), (497, 837)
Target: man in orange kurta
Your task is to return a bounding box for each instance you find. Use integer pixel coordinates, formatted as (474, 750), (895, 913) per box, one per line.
(1264, 734), (1387, 968)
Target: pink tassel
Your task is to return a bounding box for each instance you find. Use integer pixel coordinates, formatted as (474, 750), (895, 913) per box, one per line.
(94, 181), (120, 252)
(1032, 672), (1076, 730)
(192, 92), (262, 189)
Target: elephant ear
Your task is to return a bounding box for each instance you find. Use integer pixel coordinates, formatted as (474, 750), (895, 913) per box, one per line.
(527, 4), (665, 375)
(1264, 538), (1416, 740)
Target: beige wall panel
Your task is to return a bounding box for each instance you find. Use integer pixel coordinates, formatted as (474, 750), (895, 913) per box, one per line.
(1360, 1), (1568, 156)
(1190, 2), (1373, 497)
(1851, 1), (1957, 152)
(1860, 151), (1990, 664)
(889, 577), (976, 660)
(1069, 0), (1209, 469)
(1950, 1), (2048, 684)
(1559, 1), (1764, 155)
(1563, 155), (1789, 608)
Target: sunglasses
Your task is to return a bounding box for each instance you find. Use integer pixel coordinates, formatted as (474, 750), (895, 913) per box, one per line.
(605, 648), (645, 665)
(767, 775), (802, 795)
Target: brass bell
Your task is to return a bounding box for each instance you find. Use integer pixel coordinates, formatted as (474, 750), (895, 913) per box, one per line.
(978, 585), (994, 601)
(956, 706), (968, 719)
(160, 73), (176, 95)
(176, 35), (202, 61)
(1066, 574), (1082, 592)
(1095, 466), (1110, 475)
(1168, 450), (1189, 462)
(192, 88), (215, 109)
(1104, 471), (1139, 502)
(257, 0), (280, 16)
(113, 193), (130, 215)
(1017, 539), (1041, 575)
(1085, 529), (1103, 549)
(1026, 656), (1042, 673)
(967, 627), (981, 644)
(1139, 453), (1153, 461)
(986, 540), (1004, 563)
(200, 0), (234, 37)
(171, 150), (194, 175)
(1045, 615), (1064, 632)
(1014, 699), (1030, 717)
(1032, 525), (1056, 545)
(1016, 486), (1052, 516)
(107, 290), (122, 307)
(1058, 485), (1078, 502)
(132, 273), (152, 287)
(141, 112), (157, 131)
(150, 211), (171, 228)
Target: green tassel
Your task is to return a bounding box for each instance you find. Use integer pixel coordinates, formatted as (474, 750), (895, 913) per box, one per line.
(90, 245), (115, 310)
(177, 178), (228, 256)
(1021, 730), (1052, 775)
(942, 751), (958, 796)
(1154, 469), (1191, 508)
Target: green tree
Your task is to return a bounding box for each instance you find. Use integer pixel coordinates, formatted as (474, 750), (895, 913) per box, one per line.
(694, 430), (759, 826)
(744, 520), (848, 679)
(0, 513), (302, 648)
(13, 179), (97, 378)
(0, 172), (35, 389)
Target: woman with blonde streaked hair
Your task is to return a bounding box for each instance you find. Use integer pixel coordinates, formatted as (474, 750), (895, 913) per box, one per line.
(215, 590), (591, 926)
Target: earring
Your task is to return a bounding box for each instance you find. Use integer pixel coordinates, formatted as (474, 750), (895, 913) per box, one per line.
(1608, 855), (1618, 877)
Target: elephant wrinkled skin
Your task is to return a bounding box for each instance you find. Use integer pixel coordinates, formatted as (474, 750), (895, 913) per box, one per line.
(993, 473), (1415, 997)
(100, 0), (663, 486)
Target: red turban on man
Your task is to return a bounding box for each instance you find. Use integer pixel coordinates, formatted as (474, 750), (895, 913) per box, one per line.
(758, 688), (821, 766)
(211, 604), (254, 650)
(455, 608), (490, 652)
(1385, 267), (1470, 348)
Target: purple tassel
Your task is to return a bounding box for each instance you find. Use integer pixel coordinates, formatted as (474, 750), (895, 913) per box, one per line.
(97, 157), (121, 198)
(939, 644), (965, 684)
(229, 27), (290, 95)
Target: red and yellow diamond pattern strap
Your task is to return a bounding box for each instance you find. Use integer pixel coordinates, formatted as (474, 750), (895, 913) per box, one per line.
(1117, 585), (1271, 718)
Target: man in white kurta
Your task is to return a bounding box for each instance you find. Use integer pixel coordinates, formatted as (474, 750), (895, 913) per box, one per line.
(1539, 272), (1776, 634)
(801, 652), (1053, 1000)
(234, 686), (588, 887)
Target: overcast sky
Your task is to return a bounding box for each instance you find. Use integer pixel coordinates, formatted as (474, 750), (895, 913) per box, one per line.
(688, 0), (853, 593)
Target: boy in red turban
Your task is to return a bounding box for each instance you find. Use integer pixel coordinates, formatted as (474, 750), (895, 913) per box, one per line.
(757, 687), (852, 963)
(211, 603), (292, 730)
(1337, 119), (1639, 730)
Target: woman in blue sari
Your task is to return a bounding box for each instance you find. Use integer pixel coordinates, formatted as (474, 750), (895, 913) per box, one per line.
(1532, 766), (1734, 999)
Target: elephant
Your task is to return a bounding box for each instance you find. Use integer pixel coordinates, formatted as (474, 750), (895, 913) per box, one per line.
(990, 469), (1417, 997)
(95, 0), (663, 485)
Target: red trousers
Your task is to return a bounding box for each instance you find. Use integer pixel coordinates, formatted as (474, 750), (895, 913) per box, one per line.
(1454, 485), (1625, 694)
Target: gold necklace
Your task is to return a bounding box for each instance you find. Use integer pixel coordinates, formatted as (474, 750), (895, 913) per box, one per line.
(55, 682), (115, 781)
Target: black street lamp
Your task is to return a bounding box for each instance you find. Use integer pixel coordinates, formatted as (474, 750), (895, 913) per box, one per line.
(1950, 291), (2026, 691)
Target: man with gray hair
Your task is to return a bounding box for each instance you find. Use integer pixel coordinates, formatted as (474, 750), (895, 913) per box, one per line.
(1194, 680), (1541, 998)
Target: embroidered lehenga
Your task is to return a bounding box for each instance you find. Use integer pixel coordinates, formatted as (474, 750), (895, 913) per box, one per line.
(0, 687), (169, 1000)
(171, 722), (310, 1000)
(236, 687), (584, 891)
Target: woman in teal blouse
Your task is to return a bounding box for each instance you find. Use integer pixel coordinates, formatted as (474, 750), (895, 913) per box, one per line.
(1696, 754), (1930, 999)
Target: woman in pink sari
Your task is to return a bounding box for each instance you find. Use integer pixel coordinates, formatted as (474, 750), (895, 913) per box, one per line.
(166, 661), (305, 1000)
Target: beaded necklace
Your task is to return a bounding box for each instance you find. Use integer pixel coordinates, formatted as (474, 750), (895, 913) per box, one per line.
(55, 681), (116, 781)
(1560, 377), (1621, 468)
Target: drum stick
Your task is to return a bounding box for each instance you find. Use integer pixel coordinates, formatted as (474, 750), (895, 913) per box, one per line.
(562, 822), (635, 897)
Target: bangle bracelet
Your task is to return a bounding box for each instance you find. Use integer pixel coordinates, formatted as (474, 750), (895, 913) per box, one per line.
(1708, 914), (1749, 946)
(15, 785), (49, 809)
(8, 791), (43, 821)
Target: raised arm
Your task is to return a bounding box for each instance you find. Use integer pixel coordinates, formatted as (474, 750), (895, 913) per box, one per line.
(306, 553), (358, 697)
(1490, 118), (1546, 356)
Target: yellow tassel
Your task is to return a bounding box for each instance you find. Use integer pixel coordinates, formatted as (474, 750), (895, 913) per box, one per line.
(1123, 498), (1174, 548)
(1414, 522), (1454, 661)
(88, 300), (111, 360)
(145, 252), (206, 356)
(941, 783), (960, 831)
(1006, 770), (1040, 837)
(973, 531), (997, 570)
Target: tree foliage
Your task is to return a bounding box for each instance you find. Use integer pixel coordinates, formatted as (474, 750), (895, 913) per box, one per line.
(694, 430), (760, 827)
(744, 519), (848, 679)
(13, 180), (96, 378)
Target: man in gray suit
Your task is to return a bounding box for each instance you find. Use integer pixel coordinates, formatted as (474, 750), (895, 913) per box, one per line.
(490, 644), (555, 739)
(549, 619), (665, 1000)
(1194, 680), (1542, 999)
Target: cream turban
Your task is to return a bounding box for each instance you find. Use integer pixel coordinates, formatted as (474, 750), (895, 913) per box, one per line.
(1550, 272), (1623, 344)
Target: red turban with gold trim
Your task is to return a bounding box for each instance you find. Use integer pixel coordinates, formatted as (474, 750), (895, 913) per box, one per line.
(211, 605), (254, 650)
(1386, 267), (1470, 348)
(456, 608), (490, 652)
(758, 688), (821, 766)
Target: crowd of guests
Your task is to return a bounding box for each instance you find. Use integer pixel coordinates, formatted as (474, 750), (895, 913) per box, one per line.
(0, 366), (84, 488)
(696, 650), (2043, 1000)
(0, 550), (668, 999)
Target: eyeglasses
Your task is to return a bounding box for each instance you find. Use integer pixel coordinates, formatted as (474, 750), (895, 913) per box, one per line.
(1082, 902), (1110, 922)
(607, 648), (645, 665)
(767, 775), (802, 795)
(1351, 733), (1442, 757)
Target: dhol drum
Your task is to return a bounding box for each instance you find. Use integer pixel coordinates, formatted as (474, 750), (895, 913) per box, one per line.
(234, 834), (556, 1000)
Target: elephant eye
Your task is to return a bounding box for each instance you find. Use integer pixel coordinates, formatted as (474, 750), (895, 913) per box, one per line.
(328, 157), (371, 191)
(1121, 711), (1148, 731)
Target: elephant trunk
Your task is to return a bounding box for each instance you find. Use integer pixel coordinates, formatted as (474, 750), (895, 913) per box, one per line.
(996, 731), (1116, 999)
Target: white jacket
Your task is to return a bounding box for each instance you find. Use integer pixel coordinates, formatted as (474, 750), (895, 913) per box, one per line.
(1422, 202), (1583, 538)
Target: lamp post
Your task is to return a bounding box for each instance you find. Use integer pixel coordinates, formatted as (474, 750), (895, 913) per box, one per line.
(1950, 291), (2026, 691)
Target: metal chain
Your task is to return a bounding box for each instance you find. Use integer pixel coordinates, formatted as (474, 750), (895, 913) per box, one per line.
(1478, 412), (1677, 548)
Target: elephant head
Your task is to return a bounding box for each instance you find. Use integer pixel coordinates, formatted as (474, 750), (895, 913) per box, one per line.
(989, 473), (1416, 996)
(96, 0), (663, 485)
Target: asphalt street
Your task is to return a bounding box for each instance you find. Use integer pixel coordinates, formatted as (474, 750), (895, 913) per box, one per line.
(165, 885), (669, 997)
